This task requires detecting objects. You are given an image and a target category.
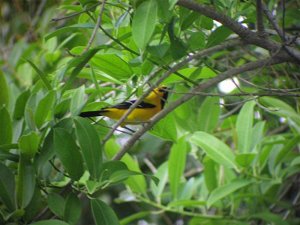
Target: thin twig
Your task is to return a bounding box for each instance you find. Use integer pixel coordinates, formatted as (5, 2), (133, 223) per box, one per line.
(82, 0), (106, 54)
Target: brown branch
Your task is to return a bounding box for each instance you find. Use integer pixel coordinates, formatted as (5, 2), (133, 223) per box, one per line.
(113, 55), (290, 160)
(261, 3), (286, 42)
(256, 0), (266, 37)
(103, 39), (242, 143)
(177, 0), (279, 52)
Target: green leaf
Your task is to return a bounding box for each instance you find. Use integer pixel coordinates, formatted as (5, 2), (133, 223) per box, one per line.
(206, 26), (232, 47)
(26, 59), (52, 90)
(16, 156), (36, 208)
(168, 137), (187, 199)
(13, 90), (30, 120)
(91, 54), (133, 79)
(45, 23), (94, 41)
(0, 107), (12, 145)
(150, 162), (168, 200)
(62, 46), (103, 92)
(54, 128), (85, 180)
(150, 113), (177, 141)
(29, 220), (70, 225)
(188, 31), (206, 50)
(235, 153), (256, 167)
(120, 211), (152, 225)
(0, 162), (16, 210)
(64, 193), (82, 225)
(105, 139), (146, 194)
(203, 156), (218, 192)
(259, 96), (300, 127)
(190, 131), (238, 170)
(48, 193), (65, 218)
(35, 90), (56, 128)
(132, 0), (158, 49)
(0, 71), (9, 108)
(91, 199), (120, 225)
(74, 117), (102, 179)
(251, 211), (289, 225)
(70, 85), (86, 116)
(207, 179), (253, 207)
(275, 135), (300, 165)
(198, 97), (220, 133)
(236, 101), (255, 153)
(18, 132), (40, 158)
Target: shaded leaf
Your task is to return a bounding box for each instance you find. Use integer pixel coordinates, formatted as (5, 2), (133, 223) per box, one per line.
(48, 193), (65, 218)
(64, 193), (81, 225)
(0, 162), (16, 210)
(54, 128), (84, 180)
(18, 132), (40, 158)
(0, 107), (12, 145)
(198, 97), (220, 133)
(74, 117), (102, 179)
(91, 199), (120, 225)
(207, 179), (253, 207)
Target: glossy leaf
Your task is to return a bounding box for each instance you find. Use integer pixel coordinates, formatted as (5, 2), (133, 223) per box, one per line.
(203, 156), (218, 192)
(18, 132), (40, 158)
(207, 179), (253, 207)
(16, 156), (36, 208)
(64, 193), (82, 225)
(190, 131), (238, 170)
(0, 162), (16, 211)
(132, 0), (157, 49)
(47, 193), (65, 218)
(235, 153), (256, 167)
(0, 71), (9, 108)
(74, 117), (102, 179)
(54, 128), (84, 180)
(236, 101), (255, 153)
(91, 199), (120, 225)
(13, 90), (30, 120)
(168, 137), (187, 199)
(105, 139), (146, 194)
(91, 54), (133, 79)
(150, 162), (168, 200)
(35, 90), (56, 128)
(70, 85), (86, 116)
(0, 107), (12, 145)
(206, 26), (232, 47)
(198, 97), (220, 133)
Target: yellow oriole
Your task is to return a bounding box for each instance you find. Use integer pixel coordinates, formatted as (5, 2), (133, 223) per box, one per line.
(79, 86), (169, 126)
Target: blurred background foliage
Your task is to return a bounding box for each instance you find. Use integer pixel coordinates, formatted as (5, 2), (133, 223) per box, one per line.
(0, 0), (300, 225)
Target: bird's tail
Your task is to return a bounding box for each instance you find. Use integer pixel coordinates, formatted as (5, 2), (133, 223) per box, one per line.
(79, 109), (109, 117)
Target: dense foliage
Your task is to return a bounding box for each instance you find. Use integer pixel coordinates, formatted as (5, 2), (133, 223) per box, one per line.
(1, 0), (300, 224)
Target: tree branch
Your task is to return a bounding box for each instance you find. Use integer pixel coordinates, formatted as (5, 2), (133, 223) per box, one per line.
(113, 55), (290, 160)
(256, 0), (266, 37)
(177, 0), (279, 52)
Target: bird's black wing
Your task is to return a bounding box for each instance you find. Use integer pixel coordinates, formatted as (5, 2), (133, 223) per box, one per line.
(112, 100), (156, 109)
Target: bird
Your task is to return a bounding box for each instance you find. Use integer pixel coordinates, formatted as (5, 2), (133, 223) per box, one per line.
(79, 86), (169, 127)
